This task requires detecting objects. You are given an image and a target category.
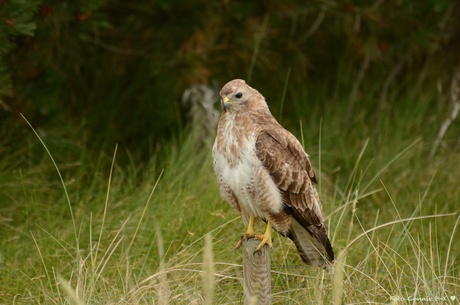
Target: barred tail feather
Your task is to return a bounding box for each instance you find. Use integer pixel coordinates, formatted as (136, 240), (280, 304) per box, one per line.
(288, 219), (334, 267)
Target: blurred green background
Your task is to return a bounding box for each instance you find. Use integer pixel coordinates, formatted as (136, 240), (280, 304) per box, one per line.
(2, 0), (459, 160)
(1, 2), (460, 303)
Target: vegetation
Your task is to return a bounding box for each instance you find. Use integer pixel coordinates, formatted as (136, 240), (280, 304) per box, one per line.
(1, 1), (460, 304)
(2, 84), (459, 303)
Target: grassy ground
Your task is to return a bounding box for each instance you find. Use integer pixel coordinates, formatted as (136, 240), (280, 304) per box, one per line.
(1, 86), (459, 305)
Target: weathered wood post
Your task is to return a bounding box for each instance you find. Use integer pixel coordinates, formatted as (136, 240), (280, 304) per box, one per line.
(242, 239), (272, 305)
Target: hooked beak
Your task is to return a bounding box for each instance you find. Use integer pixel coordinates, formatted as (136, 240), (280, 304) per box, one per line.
(222, 96), (230, 112)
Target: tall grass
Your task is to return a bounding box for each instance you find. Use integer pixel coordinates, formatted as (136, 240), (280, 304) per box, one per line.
(1, 86), (459, 305)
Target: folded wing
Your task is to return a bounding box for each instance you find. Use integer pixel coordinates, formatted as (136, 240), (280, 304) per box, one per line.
(256, 128), (334, 266)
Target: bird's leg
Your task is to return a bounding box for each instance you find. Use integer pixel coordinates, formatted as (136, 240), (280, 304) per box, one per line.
(235, 216), (257, 249)
(255, 221), (273, 251)
(235, 218), (273, 251)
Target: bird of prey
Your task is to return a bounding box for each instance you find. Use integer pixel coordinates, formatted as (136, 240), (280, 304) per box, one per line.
(212, 79), (334, 266)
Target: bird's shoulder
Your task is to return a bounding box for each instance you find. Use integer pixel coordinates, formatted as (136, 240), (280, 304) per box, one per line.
(255, 125), (317, 185)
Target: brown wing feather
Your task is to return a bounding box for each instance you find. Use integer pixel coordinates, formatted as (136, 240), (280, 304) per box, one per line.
(256, 128), (334, 264)
(256, 129), (322, 224)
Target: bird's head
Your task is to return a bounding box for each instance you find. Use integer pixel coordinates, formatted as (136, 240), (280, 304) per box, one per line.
(219, 79), (264, 113)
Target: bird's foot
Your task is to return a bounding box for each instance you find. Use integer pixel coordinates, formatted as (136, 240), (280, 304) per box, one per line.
(235, 232), (259, 249)
(254, 231), (273, 252)
(234, 232), (273, 251)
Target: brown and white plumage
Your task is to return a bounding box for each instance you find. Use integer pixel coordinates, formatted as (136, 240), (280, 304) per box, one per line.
(212, 79), (334, 266)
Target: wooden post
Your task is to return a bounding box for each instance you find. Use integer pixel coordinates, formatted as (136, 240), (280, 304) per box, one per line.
(242, 239), (272, 305)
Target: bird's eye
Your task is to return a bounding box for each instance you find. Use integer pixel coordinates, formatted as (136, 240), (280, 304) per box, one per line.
(235, 92), (243, 99)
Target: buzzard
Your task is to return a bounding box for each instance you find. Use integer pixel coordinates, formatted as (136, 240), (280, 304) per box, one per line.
(212, 79), (334, 266)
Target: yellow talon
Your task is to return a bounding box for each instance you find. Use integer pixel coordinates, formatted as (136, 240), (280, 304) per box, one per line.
(255, 222), (273, 251)
(235, 216), (257, 249)
(235, 218), (273, 251)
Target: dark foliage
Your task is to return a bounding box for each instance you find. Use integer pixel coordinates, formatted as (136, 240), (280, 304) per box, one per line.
(1, 0), (459, 158)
